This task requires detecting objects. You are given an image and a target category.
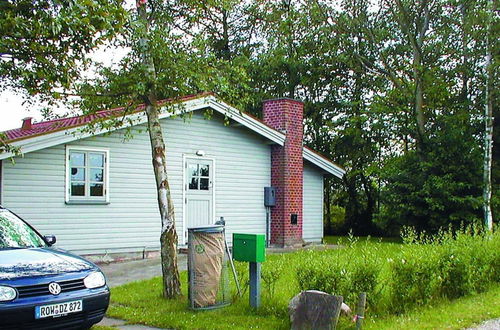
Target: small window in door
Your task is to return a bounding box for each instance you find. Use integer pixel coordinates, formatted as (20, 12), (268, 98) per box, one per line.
(188, 164), (210, 190)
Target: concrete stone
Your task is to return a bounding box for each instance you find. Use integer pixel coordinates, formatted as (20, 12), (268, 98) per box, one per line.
(288, 290), (343, 330)
(98, 317), (127, 327)
(118, 325), (166, 330)
(468, 318), (500, 330)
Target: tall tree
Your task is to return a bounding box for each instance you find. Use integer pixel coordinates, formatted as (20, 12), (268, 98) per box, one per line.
(2, 0), (249, 297)
(75, 0), (249, 297)
(483, 0), (495, 230)
(136, 0), (180, 297)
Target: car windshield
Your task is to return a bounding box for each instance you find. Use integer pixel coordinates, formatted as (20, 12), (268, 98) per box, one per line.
(0, 209), (46, 249)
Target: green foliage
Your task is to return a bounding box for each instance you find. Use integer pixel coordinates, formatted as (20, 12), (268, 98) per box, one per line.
(0, 0), (126, 95)
(106, 235), (499, 329)
(261, 255), (285, 299)
(389, 226), (500, 313)
(297, 227), (500, 316)
(232, 261), (249, 300)
(324, 205), (346, 234)
(296, 239), (384, 310)
(376, 126), (484, 234)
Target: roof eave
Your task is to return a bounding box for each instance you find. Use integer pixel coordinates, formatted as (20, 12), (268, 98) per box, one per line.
(0, 95), (344, 179)
(303, 148), (345, 178)
(0, 95), (285, 160)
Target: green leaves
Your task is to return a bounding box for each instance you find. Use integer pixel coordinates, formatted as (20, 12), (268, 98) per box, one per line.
(0, 0), (127, 101)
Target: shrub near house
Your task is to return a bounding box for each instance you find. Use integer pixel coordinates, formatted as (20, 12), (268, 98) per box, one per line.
(297, 228), (500, 315)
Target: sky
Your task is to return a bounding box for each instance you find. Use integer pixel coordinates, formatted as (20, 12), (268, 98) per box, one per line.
(0, 90), (45, 132)
(0, 0), (138, 133)
(0, 46), (129, 132)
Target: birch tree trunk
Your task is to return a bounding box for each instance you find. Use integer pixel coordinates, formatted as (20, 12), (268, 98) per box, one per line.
(137, 0), (181, 297)
(483, 0), (494, 231)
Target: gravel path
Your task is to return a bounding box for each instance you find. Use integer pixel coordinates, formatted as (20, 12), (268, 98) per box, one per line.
(468, 318), (500, 330)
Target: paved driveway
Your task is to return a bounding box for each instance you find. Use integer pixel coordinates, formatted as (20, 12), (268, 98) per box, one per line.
(98, 254), (187, 288)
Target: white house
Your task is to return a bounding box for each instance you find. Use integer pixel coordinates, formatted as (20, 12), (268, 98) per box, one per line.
(0, 93), (344, 257)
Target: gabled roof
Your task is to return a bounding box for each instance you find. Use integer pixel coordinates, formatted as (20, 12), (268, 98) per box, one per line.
(1, 93), (345, 178)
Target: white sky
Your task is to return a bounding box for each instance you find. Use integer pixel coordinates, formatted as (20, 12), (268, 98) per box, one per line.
(0, 91), (41, 131)
(0, 45), (129, 132)
(0, 0), (138, 132)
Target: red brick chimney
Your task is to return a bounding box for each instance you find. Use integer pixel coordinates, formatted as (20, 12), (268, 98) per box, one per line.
(263, 98), (304, 247)
(21, 117), (33, 131)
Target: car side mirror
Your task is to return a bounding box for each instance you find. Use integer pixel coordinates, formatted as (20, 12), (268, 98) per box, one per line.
(44, 235), (57, 246)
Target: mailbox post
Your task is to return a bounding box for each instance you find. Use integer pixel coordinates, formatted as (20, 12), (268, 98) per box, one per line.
(232, 233), (266, 308)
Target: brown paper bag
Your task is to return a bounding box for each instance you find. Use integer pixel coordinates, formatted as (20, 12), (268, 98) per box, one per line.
(191, 231), (225, 307)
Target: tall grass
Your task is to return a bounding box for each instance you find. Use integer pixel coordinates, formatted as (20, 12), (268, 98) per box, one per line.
(297, 227), (499, 315)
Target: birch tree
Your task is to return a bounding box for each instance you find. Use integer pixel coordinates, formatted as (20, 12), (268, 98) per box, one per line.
(74, 0), (250, 297)
(483, 0), (495, 230)
(135, 0), (180, 297)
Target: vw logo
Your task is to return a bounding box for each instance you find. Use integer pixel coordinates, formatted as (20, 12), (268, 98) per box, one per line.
(48, 282), (61, 295)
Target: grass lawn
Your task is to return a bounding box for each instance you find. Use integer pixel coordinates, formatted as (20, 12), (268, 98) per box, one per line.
(363, 284), (500, 329)
(102, 236), (498, 329)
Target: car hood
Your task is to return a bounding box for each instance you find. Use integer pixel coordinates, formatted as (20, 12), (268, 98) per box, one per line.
(0, 248), (95, 280)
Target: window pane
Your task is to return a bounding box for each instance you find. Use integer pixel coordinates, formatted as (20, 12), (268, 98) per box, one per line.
(90, 183), (104, 196)
(90, 168), (104, 182)
(71, 167), (85, 181)
(71, 183), (85, 196)
(200, 165), (209, 177)
(189, 177), (198, 190)
(200, 178), (209, 190)
(189, 164), (198, 177)
(89, 153), (104, 167)
(70, 152), (85, 166)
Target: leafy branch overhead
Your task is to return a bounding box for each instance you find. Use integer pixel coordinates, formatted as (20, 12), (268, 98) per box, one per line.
(0, 0), (127, 100)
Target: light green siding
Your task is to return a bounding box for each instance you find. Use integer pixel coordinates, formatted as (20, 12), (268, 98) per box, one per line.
(2, 112), (270, 254)
(2, 111), (327, 254)
(303, 164), (324, 243)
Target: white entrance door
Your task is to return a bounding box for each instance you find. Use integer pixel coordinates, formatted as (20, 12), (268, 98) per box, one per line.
(184, 158), (214, 238)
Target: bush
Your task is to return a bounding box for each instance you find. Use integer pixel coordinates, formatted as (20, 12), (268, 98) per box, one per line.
(262, 255), (285, 299)
(325, 205), (346, 234)
(296, 241), (384, 310)
(389, 226), (500, 312)
(388, 245), (444, 312)
(296, 227), (500, 316)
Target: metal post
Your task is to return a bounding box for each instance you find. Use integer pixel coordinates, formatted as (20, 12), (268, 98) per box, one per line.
(265, 206), (270, 247)
(249, 262), (261, 308)
(355, 292), (366, 330)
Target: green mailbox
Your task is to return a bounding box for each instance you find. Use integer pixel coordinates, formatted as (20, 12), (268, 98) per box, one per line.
(232, 233), (266, 263)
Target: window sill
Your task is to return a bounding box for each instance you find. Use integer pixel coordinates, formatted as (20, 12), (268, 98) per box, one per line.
(65, 200), (110, 205)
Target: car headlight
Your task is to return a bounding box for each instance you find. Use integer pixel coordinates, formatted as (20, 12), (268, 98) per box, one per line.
(84, 272), (106, 289)
(0, 286), (17, 302)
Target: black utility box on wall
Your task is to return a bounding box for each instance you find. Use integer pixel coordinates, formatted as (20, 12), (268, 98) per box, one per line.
(264, 187), (276, 207)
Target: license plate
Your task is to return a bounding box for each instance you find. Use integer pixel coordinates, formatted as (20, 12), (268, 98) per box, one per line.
(35, 300), (83, 319)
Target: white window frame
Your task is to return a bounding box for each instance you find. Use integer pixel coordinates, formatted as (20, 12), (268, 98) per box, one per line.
(65, 146), (110, 204)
